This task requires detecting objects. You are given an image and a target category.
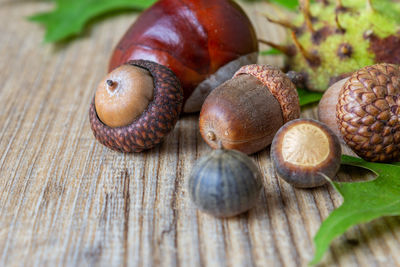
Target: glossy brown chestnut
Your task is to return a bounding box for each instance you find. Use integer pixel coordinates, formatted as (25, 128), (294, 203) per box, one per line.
(199, 64), (300, 155)
(89, 60), (183, 153)
(271, 119), (341, 188)
(109, 0), (259, 113)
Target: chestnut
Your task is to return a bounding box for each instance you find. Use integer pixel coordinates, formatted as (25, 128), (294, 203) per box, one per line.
(109, 0), (259, 113)
(188, 148), (262, 217)
(271, 119), (342, 188)
(318, 63), (400, 162)
(199, 64), (300, 155)
(89, 60), (183, 153)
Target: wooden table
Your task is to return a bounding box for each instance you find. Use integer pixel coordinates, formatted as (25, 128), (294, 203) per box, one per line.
(1, 1), (399, 266)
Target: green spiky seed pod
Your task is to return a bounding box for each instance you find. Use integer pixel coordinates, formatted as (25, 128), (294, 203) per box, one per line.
(268, 0), (400, 92)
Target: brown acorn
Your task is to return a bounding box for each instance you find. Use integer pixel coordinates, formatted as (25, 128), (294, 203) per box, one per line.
(89, 60), (183, 153)
(199, 64), (300, 155)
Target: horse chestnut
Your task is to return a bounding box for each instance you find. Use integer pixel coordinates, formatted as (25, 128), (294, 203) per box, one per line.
(109, 0), (259, 113)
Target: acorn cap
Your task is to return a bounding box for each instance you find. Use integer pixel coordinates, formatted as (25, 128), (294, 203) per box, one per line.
(234, 64), (300, 123)
(89, 60), (183, 153)
(337, 63), (400, 162)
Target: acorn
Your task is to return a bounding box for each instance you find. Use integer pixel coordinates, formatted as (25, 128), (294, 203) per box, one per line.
(189, 148), (263, 217)
(89, 60), (183, 153)
(199, 64), (300, 155)
(318, 63), (400, 162)
(271, 119), (341, 188)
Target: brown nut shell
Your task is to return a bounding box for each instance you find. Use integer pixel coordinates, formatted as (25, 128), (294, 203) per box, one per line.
(89, 60), (183, 153)
(337, 63), (400, 162)
(271, 119), (341, 188)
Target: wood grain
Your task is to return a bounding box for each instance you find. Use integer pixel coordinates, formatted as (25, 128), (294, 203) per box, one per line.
(0, 1), (399, 266)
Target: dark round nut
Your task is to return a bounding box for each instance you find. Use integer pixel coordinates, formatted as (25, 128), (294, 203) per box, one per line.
(271, 119), (341, 188)
(89, 60), (183, 153)
(199, 64), (300, 155)
(189, 149), (263, 217)
(337, 63), (400, 162)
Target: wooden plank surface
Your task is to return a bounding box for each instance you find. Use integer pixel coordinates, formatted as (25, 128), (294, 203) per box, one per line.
(0, 1), (399, 266)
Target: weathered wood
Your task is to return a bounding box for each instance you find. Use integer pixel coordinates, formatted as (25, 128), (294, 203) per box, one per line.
(0, 1), (399, 267)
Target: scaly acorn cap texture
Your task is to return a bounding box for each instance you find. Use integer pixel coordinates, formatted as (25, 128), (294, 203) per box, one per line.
(89, 60), (183, 153)
(234, 64), (300, 123)
(337, 63), (400, 162)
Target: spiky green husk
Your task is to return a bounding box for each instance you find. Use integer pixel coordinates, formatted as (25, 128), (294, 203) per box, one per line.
(287, 0), (400, 91)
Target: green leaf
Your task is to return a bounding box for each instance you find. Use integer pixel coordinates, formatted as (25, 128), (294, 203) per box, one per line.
(310, 155), (400, 265)
(29, 0), (156, 43)
(268, 0), (298, 10)
(297, 88), (323, 106)
(260, 48), (283, 56)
